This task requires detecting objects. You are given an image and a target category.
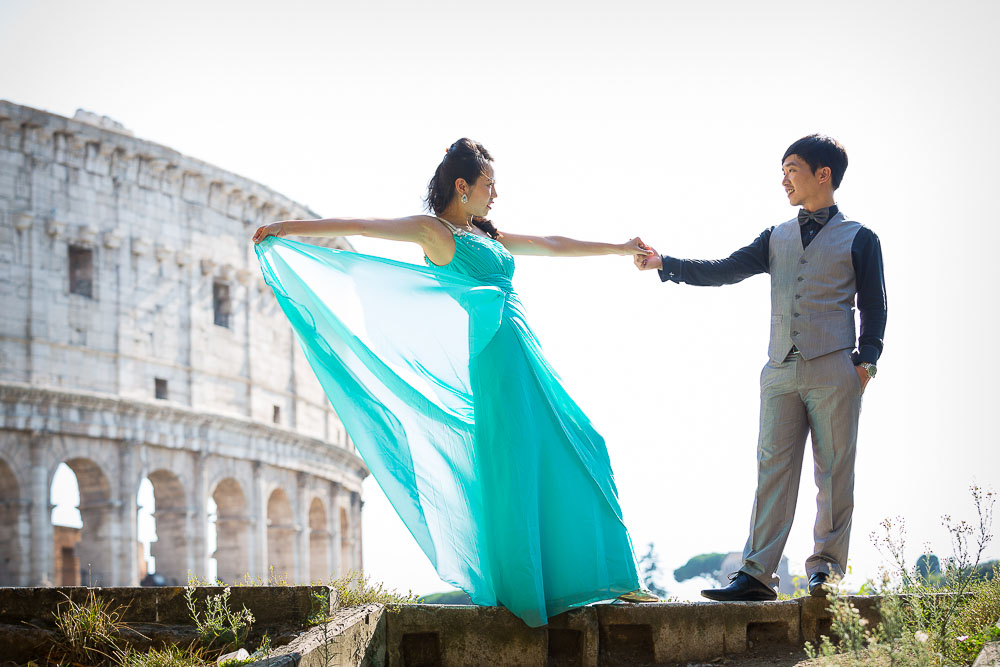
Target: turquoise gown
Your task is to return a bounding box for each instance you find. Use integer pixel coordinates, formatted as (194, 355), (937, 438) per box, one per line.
(254, 221), (640, 627)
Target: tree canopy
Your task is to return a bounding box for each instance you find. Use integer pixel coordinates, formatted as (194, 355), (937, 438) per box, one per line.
(673, 552), (727, 582)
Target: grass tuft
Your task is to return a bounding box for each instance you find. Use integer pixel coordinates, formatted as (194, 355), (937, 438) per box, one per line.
(46, 588), (133, 665)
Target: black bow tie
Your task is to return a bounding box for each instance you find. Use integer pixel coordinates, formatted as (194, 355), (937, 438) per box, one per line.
(798, 208), (832, 226)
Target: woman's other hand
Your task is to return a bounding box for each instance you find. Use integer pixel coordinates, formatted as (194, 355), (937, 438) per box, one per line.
(622, 237), (654, 256)
(252, 222), (286, 244)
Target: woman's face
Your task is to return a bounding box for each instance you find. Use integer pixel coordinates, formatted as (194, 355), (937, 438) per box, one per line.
(464, 165), (497, 217)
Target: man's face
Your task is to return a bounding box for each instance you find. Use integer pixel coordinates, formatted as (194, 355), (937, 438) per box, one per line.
(781, 154), (827, 208)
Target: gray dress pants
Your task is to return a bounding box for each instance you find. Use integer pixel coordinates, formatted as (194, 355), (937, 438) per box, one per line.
(740, 348), (863, 587)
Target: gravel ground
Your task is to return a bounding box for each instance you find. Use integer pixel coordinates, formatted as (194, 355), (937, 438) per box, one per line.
(654, 645), (814, 666)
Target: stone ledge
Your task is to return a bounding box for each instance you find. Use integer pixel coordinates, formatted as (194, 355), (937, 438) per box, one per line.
(1, 590), (977, 666)
(0, 586), (330, 626)
(385, 597), (887, 666)
(246, 604), (385, 667)
(0, 381), (369, 484)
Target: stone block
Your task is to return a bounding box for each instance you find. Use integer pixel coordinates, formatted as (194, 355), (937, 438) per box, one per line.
(387, 605), (548, 666)
(546, 606), (599, 666)
(973, 640), (1000, 666)
(596, 600), (800, 663)
(256, 604), (385, 667)
(800, 594), (881, 644)
(0, 622), (60, 664)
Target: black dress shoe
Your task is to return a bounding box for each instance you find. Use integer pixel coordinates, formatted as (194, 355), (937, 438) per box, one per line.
(701, 572), (777, 602)
(808, 572), (830, 597)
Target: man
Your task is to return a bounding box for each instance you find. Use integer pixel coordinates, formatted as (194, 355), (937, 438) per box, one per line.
(636, 134), (886, 600)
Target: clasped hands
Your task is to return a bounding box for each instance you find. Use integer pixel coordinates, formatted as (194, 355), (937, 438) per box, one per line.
(632, 239), (662, 271)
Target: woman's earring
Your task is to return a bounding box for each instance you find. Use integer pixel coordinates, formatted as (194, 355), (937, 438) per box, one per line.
(461, 194), (468, 204)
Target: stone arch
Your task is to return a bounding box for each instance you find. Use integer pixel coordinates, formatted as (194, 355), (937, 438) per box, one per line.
(212, 477), (249, 583)
(0, 458), (23, 585)
(62, 457), (113, 586)
(266, 487), (295, 582)
(340, 506), (350, 576)
(147, 469), (188, 585)
(308, 497), (329, 582)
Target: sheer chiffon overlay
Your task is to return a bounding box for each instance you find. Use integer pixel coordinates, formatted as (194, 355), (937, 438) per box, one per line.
(255, 230), (639, 627)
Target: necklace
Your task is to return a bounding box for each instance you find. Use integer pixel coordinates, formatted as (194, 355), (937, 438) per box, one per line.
(437, 215), (476, 234)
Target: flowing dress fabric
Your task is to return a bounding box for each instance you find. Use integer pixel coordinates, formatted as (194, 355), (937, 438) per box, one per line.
(255, 231), (640, 627)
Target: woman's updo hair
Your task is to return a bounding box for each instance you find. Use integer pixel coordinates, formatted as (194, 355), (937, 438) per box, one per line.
(426, 138), (501, 239)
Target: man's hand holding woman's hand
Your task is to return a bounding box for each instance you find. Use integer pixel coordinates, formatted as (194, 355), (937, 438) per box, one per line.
(252, 222), (287, 244)
(634, 244), (662, 271)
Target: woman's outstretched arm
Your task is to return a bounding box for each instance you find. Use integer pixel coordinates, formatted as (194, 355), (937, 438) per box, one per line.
(253, 215), (436, 243)
(499, 232), (652, 258)
(252, 215), (457, 264)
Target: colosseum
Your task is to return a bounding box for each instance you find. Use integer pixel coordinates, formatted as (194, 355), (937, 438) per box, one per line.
(0, 100), (368, 587)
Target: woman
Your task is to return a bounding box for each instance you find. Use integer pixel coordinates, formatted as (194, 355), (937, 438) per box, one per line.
(252, 138), (656, 627)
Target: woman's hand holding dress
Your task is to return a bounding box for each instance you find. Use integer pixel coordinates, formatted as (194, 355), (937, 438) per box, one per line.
(252, 222), (287, 244)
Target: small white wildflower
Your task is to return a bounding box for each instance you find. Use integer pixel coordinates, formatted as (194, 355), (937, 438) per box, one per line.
(859, 618), (869, 627)
(915, 631), (928, 643)
(957, 635), (968, 642)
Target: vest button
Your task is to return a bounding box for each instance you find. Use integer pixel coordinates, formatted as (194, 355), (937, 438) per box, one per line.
(797, 277), (804, 282)
(795, 295), (801, 299)
(793, 313), (800, 317)
(800, 259), (808, 264)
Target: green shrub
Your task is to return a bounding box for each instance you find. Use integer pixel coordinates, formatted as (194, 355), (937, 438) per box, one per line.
(805, 484), (998, 666)
(328, 570), (420, 613)
(183, 585), (255, 652)
(673, 552), (727, 582)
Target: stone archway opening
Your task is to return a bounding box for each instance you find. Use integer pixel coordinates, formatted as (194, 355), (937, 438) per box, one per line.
(308, 497), (329, 583)
(0, 459), (23, 585)
(52, 458), (112, 586)
(50, 462), (82, 585)
(266, 488), (295, 582)
(137, 477), (154, 581)
(143, 469), (188, 585)
(211, 478), (249, 584)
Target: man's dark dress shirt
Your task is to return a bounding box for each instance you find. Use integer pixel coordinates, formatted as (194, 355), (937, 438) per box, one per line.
(657, 206), (887, 364)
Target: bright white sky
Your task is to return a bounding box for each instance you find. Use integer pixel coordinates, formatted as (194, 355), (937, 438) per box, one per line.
(5, 0), (999, 600)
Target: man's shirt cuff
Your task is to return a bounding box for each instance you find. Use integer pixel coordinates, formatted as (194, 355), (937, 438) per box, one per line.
(854, 344), (881, 365)
(658, 256), (683, 283)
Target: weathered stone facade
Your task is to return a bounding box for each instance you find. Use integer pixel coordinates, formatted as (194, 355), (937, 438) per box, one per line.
(0, 100), (368, 586)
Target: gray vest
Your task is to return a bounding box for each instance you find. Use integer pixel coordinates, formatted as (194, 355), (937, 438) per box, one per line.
(768, 212), (861, 362)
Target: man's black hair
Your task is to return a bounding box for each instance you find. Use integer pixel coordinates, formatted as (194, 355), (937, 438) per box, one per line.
(782, 134), (848, 190)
